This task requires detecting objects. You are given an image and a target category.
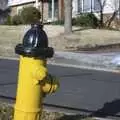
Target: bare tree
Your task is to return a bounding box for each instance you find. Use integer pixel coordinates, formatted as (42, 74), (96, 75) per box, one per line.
(64, 0), (72, 34)
(97, 0), (106, 28)
(105, 0), (119, 27)
(97, 0), (120, 28)
(106, 10), (118, 27)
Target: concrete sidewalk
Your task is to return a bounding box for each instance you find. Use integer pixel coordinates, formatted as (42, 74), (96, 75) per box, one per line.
(50, 51), (120, 72)
(1, 50), (120, 72)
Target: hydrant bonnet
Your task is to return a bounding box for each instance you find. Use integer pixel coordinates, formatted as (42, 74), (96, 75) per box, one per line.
(15, 23), (54, 58)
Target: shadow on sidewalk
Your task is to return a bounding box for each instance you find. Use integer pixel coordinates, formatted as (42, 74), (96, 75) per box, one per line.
(72, 27), (91, 32)
(91, 99), (120, 118)
(56, 114), (87, 120)
(56, 99), (120, 120)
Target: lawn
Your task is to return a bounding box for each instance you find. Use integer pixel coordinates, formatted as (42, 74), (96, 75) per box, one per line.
(0, 101), (95, 120)
(0, 25), (120, 57)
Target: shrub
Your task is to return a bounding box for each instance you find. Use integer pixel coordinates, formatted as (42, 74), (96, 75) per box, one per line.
(4, 15), (12, 25)
(72, 13), (99, 28)
(11, 15), (22, 25)
(51, 20), (64, 25)
(20, 6), (41, 24)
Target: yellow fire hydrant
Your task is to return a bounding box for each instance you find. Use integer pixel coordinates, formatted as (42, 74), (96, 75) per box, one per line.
(13, 23), (59, 120)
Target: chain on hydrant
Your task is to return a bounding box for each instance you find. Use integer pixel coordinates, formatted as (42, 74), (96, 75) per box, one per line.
(13, 23), (59, 120)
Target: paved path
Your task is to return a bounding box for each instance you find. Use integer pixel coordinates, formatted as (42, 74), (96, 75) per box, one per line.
(0, 59), (120, 119)
(54, 51), (120, 72)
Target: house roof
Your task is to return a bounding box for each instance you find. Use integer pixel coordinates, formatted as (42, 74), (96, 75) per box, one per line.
(8, 0), (36, 6)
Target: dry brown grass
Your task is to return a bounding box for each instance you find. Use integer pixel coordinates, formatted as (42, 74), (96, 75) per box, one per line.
(0, 25), (120, 56)
(49, 28), (120, 51)
(0, 101), (95, 120)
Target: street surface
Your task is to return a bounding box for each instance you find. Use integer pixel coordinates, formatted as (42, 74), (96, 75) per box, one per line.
(0, 59), (120, 118)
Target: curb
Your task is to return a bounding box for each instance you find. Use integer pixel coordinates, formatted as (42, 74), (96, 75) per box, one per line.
(93, 117), (114, 120)
(0, 56), (120, 74)
(48, 62), (120, 73)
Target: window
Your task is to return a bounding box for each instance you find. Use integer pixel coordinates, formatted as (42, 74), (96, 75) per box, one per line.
(48, 0), (58, 18)
(78, 0), (82, 13)
(77, 0), (101, 13)
(17, 6), (23, 15)
(83, 0), (91, 12)
(94, 0), (101, 12)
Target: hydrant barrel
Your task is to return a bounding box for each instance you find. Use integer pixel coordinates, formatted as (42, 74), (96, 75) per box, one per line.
(14, 23), (59, 120)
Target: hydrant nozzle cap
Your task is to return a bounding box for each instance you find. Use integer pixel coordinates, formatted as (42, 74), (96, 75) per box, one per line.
(15, 23), (54, 58)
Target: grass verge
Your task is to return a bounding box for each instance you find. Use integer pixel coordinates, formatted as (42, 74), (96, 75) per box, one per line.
(0, 101), (95, 120)
(0, 25), (120, 57)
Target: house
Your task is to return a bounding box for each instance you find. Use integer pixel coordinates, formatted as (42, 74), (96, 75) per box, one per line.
(8, 0), (120, 22)
(8, 0), (64, 22)
(0, 0), (9, 24)
(72, 0), (120, 20)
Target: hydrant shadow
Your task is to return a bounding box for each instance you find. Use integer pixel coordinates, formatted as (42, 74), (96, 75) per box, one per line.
(90, 99), (120, 118)
(56, 114), (88, 120)
(54, 99), (120, 120)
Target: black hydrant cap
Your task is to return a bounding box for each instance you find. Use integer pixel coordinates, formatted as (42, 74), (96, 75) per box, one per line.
(15, 23), (54, 58)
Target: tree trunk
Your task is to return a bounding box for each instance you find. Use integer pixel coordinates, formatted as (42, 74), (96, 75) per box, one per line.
(107, 10), (117, 27)
(64, 0), (72, 34)
(99, 10), (104, 28)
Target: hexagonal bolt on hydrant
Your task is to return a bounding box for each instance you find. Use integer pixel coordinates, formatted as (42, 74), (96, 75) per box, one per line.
(13, 23), (59, 120)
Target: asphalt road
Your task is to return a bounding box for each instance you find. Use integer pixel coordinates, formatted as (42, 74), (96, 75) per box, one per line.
(0, 59), (120, 118)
